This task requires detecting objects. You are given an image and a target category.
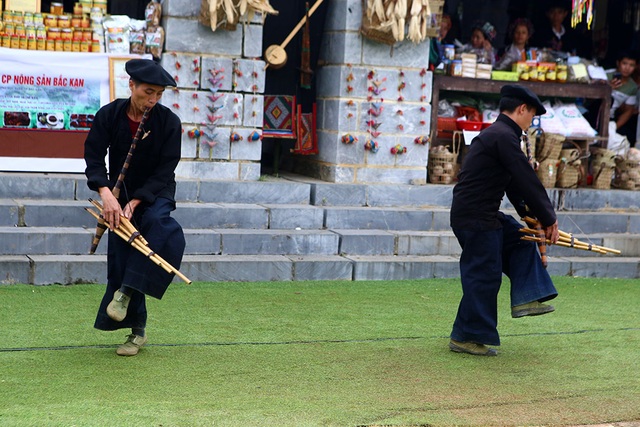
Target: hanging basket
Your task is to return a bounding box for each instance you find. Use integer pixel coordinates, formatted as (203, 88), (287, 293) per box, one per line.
(556, 160), (582, 188)
(555, 141), (588, 188)
(592, 163), (615, 189)
(535, 130), (565, 163)
(428, 134), (461, 185)
(536, 159), (559, 188)
(590, 147), (616, 189)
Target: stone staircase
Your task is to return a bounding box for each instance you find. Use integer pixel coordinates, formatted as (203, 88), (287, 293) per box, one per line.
(1, 172), (639, 285)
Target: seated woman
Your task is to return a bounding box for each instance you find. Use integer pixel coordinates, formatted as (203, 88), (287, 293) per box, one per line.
(495, 18), (534, 71)
(458, 21), (497, 66)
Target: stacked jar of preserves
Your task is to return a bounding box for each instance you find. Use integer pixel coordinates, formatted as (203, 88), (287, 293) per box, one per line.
(0, 1), (104, 53)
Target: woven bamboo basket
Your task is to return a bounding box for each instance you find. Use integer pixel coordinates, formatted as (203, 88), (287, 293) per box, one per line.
(593, 164), (615, 189)
(536, 159), (559, 188)
(590, 147), (616, 190)
(535, 131), (565, 162)
(555, 143), (587, 188)
(614, 158), (640, 190)
(428, 135), (460, 185)
(556, 160), (582, 188)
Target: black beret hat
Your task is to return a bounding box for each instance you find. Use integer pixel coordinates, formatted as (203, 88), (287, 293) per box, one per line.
(500, 84), (546, 116)
(125, 59), (177, 87)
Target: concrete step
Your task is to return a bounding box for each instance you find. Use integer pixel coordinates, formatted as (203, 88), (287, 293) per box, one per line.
(0, 227), (104, 256)
(5, 198), (640, 236)
(4, 226), (637, 257)
(2, 254), (639, 285)
(3, 171), (640, 211)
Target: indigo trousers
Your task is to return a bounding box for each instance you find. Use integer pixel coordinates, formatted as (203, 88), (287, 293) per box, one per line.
(450, 213), (557, 346)
(94, 197), (185, 331)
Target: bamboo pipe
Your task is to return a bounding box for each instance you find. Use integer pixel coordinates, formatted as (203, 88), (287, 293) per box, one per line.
(520, 227), (608, 252)
(89, 107), (151, 254)
(521, 235), (607, 254)
(521, 216), (621, 254)
(519, 228), (620, 255)
(84, 207), (192, 284)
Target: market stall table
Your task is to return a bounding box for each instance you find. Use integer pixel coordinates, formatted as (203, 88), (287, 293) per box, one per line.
(431, 74), (612, 140)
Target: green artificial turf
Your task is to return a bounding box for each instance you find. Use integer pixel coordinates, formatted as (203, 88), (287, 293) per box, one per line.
(1, 277), (639, 426)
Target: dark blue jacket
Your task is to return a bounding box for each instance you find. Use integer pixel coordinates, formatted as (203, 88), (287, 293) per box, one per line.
(450, 113), (556, 230)
(84, 99), (182, 206)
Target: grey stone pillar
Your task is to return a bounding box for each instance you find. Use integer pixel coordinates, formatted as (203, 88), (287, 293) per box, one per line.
(160, 0), (266, 181)
(295, 0), (433, 184)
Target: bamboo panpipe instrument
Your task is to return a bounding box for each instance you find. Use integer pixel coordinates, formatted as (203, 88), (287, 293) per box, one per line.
(520, 217), (621, 255)
(521, 235), (608, 254)
(89, 107), (151, 254)
(85, 199), (192, 284)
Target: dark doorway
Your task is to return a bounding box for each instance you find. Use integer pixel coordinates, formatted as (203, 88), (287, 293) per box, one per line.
(261, 0), (328, 175)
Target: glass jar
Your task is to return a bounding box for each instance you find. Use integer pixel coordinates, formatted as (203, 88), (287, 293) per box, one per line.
(58, 14), (71, 28)
(12, 11), (24, 24)
(48, 27), (61, 40)
(71, 14), (82, 27)
(61, 28), (73, 40)
(25, 25), (36, 39)
(72, 28), (83, 41)
(450, 60), (462, 77)
(36, 26), (47, 39)
(50, 2), (64, 15)
(33, 13), (44, 26)
(44, 14), (58, 27)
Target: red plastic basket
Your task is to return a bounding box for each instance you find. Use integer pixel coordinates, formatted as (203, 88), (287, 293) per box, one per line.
(437, 116), (459, 138)
(456, 120), (483, 131)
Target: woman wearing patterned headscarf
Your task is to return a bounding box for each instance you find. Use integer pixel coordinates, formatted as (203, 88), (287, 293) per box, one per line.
(459, 21), (497, 66)
(495, 18), (534, 71)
